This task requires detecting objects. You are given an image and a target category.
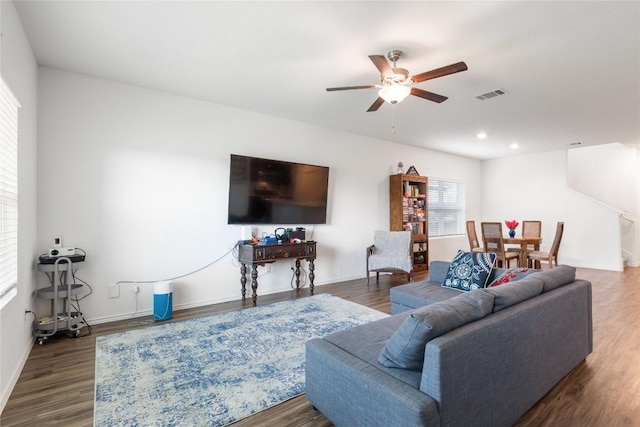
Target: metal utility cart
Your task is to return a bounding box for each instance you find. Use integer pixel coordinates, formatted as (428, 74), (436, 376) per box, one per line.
(35, 257), (85, 344)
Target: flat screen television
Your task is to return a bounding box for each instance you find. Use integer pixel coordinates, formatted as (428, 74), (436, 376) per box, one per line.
(227, 154), (329, 225)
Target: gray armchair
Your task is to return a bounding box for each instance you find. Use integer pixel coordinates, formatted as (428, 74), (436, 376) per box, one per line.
(366, 230), (413, 285)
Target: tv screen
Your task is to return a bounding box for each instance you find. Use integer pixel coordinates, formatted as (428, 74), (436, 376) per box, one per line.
(227, 154), (329, 225)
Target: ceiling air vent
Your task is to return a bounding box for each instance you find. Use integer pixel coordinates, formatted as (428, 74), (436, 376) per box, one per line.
(475, 89), (508, 101)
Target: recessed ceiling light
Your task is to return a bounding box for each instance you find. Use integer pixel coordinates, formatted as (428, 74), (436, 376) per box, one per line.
(476, 132), (487, 140)
(510, 143), (519, 149)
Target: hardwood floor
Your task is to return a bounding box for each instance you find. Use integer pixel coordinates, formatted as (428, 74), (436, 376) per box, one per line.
(2, 266), (639, 426)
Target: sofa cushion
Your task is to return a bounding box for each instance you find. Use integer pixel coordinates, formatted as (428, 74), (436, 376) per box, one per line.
(487, 268), (538, 287)
(528, 265), (576, 292)
(390, 280), (461, 313)
(442, 251), (496, 292)
(483, 277), (545, 312)
(322, 312), (424, 388)
(378, 290), (495, 370)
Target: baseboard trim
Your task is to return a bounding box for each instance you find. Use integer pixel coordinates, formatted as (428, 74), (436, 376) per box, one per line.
(85, 281), (333, 326)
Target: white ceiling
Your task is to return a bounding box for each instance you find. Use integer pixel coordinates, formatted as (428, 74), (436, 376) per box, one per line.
(12, 1), (640, 160)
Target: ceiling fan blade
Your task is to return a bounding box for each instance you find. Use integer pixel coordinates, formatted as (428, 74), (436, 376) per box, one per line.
(411, 61), (468, 83)
(367, 97), (385, 112)
(369, 55), (393, 77)
(326, 85), (376, 92)
(410, 87), (448, 103)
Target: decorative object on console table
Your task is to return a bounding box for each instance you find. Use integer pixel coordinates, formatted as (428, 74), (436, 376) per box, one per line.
(237, 241), (316, 306)
(505, 219), (519, 238)
(390, 173), (428, 272)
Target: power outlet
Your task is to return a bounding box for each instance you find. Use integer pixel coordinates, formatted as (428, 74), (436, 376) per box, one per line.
(133, 285), (140, 294)
(109, 283), (120, 298)
(266, 264), (272, 273)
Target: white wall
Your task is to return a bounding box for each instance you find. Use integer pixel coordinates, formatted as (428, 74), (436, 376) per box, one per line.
(482, 150), (623, 271)
(36, 67), (483, 324)
(0, 0), (39, 411)
(567, 142), (638, 266)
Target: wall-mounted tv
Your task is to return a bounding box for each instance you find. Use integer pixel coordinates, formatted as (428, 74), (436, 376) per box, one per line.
(227, 154), (329, 225)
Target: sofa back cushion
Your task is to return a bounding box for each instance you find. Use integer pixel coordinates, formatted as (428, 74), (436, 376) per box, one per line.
(528, 265), (576, 292)
(487, 268), (539, 287)
(483, 277), (545, 312)
(378, 290), (495, 370)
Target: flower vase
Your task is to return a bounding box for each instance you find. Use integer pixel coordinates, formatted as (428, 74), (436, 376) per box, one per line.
(508, 230), (516, 238)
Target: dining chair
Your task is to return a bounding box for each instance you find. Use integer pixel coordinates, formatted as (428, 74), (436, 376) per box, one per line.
(507, 220), (542, 266)
(366, 230), (413, 285)
(481, 222), (519, 268)
(466, 220), (484, 253)
(527, 222), (564, 269)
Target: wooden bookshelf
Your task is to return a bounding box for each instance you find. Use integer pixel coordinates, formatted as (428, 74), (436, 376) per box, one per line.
(390, 173), (428, 272)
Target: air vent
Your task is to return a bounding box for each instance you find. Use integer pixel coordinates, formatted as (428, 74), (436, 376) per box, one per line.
(475, 89), (508, 101)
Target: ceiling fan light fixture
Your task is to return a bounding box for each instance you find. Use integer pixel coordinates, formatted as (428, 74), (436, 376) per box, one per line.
(379, 85), (411, 104)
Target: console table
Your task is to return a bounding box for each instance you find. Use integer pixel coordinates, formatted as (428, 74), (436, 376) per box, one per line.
(238, 241), (316, 306)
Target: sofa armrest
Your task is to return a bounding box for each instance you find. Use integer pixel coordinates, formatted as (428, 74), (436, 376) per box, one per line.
(306, 338), (440, 427)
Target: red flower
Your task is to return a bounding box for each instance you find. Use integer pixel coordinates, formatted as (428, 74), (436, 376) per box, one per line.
(505, 220), (519, 230)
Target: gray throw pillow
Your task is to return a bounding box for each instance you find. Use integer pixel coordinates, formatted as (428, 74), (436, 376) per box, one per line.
(527, 265), (576, 292)
(483, 277), (544, 312)
(441, 251), (497, 292)
(378, 290), (495, 370)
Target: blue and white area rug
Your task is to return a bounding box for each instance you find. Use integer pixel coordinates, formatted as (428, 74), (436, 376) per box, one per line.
(94, 294), (387, 426)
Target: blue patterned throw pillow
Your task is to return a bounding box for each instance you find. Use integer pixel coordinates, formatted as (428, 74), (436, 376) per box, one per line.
(442, 251), (496, 292)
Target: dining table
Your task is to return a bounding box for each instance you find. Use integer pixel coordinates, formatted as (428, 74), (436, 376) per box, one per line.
(503, 236), (542, 268)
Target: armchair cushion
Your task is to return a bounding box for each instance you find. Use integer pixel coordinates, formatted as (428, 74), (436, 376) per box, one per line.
(367, 230), (413, 274)
(441, 251), (496, 292)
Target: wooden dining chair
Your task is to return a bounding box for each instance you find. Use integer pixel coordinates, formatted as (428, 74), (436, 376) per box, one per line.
(528, 222), (564, 269)
(466, 220), (484, 253)
(507, 220), (542, 266)
(481, 222), (519, 268)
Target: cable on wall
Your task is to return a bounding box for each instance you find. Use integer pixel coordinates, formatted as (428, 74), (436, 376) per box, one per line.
(116, 242), (239, 287)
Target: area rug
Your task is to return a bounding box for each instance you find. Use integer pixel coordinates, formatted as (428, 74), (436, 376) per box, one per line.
(93, 294), (387, 426)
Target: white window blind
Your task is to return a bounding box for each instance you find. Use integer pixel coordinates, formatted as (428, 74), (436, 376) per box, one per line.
(428, 178), (465, 237)
(0, 76), (20, 310)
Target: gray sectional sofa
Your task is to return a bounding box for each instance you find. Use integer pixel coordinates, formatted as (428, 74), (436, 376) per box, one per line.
(305, 261), (593, 427)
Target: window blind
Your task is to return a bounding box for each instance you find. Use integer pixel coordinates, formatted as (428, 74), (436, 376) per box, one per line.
(0, 76), (20, 310)
(428, 179), (465, 237)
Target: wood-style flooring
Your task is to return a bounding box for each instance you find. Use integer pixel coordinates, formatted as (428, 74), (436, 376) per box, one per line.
(2, 266), (639, 426)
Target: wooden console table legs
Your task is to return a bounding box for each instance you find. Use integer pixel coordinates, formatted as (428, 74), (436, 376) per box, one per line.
(240, 258), (316, 306)
(240, 264), (258, 307)
(251, 264), (259, 306)
(240, 263), (247, 300)
(239, 263), (259, 306)
(294, 259), (315, 294)
(309, 259), (315, 294)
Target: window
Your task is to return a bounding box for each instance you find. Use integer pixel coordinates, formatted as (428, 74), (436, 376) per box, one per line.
(0, 76), (20, 310)
(428, 178), (465, 237)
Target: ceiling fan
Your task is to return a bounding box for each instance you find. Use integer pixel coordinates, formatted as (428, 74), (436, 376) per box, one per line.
(326, 50), (468, 112)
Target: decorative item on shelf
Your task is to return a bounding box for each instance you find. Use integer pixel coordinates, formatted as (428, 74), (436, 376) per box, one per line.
(406, 165), (420, 176)
(397, 162), (403, 174)
(505, 220), (519, 238)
